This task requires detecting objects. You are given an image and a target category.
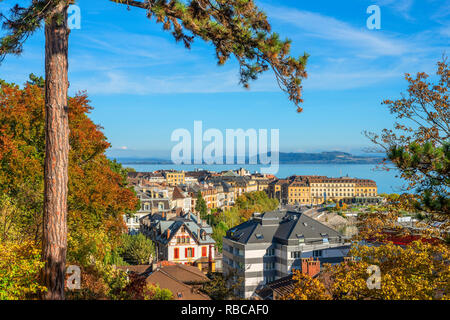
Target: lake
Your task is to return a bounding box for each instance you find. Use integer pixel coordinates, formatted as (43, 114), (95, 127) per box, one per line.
(121, 163), (409, 194)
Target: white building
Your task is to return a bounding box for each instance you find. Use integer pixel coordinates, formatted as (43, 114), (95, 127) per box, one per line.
(222, 209), (350, 298)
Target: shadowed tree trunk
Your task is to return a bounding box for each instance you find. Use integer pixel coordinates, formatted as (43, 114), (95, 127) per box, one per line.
(42, 1), (70, 300)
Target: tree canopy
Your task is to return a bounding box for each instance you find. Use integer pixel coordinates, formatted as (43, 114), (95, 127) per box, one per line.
(1, 0), (309, 111)
(0, 77), (139, 266)
(366, 57), (449, 216)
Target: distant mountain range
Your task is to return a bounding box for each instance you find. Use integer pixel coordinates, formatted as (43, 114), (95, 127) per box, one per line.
(113, 151), (384, 165)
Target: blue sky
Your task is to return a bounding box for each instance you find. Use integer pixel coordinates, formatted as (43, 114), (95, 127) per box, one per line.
(0, 0), (449, 159)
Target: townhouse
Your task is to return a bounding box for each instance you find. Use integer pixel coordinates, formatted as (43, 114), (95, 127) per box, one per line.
(141, 212), (217, 273)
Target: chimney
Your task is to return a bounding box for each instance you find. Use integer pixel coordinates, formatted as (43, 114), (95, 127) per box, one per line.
(308, 258), (320, 277)
(301, 257), (310, 274)
(301, 257), (320, 277)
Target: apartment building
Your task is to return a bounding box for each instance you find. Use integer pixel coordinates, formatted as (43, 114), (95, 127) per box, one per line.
(123, 187), (171, 234)
(270, 175), (379, 206)
(222, 209), (349, 298)
(163, 170), (186, 186)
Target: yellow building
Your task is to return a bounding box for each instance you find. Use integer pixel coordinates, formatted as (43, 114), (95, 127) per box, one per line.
(164, 171), (185, 186)
(268, 179), (289, 201)
(355, 179), (378, 197)
(286, 180), (310, 205)
(270, 175), (378, 206)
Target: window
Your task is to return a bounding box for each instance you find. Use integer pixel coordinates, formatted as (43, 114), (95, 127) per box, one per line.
(185, 247), (195, 258)
(313, 250), (323, 257)
(264, 276), (275, 284)
(266, 248), (275, 256)
(264, 262), (275, 270)
(202, 246), (207, 257)
(291, 251), (301, 259)
(174, 248), (179, 259)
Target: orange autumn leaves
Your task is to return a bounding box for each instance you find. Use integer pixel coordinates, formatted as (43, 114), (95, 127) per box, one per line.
(0, 81), (138, 264)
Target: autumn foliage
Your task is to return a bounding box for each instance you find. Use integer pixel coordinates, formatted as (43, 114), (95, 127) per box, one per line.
(0, 79), (139, 298)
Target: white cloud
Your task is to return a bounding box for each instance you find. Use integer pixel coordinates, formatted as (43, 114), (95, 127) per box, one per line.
(375, 0), (415, 20)
(264, 4), (408, 57)
(70, 69), (250, 95)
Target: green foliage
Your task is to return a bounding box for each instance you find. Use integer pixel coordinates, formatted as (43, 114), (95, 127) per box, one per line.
(120, 233), (155, 265)
(65, 261), (131, 300)
(367, 57), (449, 217)
(143, 284), (173, 300)
(195, 191), (208, 218)
(211, 221), (228, 251)
(202, 271), (242, 300)
(210, 191), (278, 251)
(27, 73), (44, 88)
(110, 0), (308, 110)
(388, 141), (449, 214)
(0, 0), (58, 61)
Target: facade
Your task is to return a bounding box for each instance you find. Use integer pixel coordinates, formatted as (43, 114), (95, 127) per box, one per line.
(164, 170), (186, 186)
(285, 180), (310, 205)
(268, 179), (289, 202)
(222, 209), (350, 298)
(141, 212), (216, 273)
(270, 175), (379, 206)
(124, 187), (170, 234)
(172, 186), (192, 213)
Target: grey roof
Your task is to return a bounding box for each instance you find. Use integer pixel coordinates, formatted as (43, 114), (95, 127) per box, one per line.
(225, 210), (345, 245)
(142, 213), (216, 246)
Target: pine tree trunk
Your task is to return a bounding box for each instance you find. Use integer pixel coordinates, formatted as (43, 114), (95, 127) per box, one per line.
(42, 1), (70, 300)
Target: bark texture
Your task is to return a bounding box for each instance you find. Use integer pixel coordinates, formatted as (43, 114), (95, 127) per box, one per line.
(42, 1), (70, 300)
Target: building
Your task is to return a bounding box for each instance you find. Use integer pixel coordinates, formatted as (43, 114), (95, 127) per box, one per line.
(172, 186), (192, 213)
(117, 262), (211, 300)
(268, 179), (289, 202)
(268, 175), (379, 206)
(285, 180), (310, 206)
(254, 257), (322, 300)
(255, 179), (271, 193)
(123, 187), (171, 234)
(141, 212), (216, 273)
(163, 170), (185, 186)
(222, 209), (350, 298)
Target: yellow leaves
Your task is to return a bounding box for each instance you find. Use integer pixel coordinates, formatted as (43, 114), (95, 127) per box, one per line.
(0, 240), (46, 300)
(286, 239), (449, 300)
(283, 270), (331, 300)
(329, 241), (450, 300)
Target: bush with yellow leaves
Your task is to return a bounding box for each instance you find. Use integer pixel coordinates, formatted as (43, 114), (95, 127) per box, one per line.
(0, 241), (46, 300)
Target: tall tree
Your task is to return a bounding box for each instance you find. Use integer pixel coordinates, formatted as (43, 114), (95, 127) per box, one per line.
(0, 0), (308, 299)
(195, 191), (208, 218)
(41, 1), (70, 300)
(366, 57), (449, 217)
